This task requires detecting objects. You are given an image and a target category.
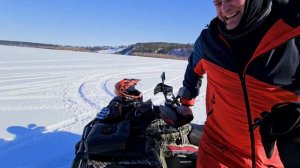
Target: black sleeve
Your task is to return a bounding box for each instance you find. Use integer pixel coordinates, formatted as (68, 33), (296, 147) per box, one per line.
(182, 34), (205, 98)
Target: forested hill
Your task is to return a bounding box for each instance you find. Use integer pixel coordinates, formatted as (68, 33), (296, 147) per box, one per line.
(118, 42), (193, 59)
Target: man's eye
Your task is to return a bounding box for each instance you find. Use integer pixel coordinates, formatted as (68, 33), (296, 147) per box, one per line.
(214, 0), (221, 6)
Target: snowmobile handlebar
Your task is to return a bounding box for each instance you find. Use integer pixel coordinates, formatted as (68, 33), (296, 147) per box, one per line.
(154, 72), (180, 106)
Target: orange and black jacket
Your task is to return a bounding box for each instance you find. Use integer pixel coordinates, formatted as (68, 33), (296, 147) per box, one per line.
(183, 1), (300, 165)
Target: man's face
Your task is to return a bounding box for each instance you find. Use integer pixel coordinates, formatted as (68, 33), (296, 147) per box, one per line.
(214, 0), (246, 30)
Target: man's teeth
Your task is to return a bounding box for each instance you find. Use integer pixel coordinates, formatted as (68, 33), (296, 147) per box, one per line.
(225, 12), (238, 19)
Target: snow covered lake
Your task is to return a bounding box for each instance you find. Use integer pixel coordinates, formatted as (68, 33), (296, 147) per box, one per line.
(0, 45), (206, 168)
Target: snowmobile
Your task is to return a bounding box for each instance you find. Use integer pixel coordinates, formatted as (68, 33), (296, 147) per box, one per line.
(71, 72), (203, 168)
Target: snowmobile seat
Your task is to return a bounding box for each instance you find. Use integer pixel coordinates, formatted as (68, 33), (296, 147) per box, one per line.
(188, 124), (204, 146)
(84, 120), (130, 156)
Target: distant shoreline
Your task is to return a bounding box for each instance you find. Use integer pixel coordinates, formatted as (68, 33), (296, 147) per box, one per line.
(0, 40), (192, 60)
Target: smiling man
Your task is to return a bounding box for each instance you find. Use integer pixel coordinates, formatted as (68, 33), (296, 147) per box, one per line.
(172, 0), (300, 167)
(214, 0), (246, 30)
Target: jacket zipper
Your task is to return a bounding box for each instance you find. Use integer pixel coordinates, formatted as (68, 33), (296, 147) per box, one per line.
(239, 74), (256, 168)
(239, 35), (299, 168)
(218, 31), (300, 168)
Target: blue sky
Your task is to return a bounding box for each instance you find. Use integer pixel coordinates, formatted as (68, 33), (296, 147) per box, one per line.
(0, 0), (216, 46)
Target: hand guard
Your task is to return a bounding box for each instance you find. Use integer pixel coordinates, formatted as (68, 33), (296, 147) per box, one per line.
(259, 102), (300, 159)
(159, 105), (194, 128)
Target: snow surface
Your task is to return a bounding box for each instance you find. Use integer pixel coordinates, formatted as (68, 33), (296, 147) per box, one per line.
(96, 47), (126, 54)
(0, 45), (207, 168)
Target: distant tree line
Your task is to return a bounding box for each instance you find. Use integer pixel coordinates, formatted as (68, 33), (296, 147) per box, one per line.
(0, 40), (194, 59)
(133, 42), (193, 54)
(117, 42), (194, 58)
(0, 40), (60, 48)
(0, 40), (116, 52)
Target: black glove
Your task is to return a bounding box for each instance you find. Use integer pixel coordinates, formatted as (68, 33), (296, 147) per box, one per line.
(259, 102), (300, 159)
(159, 105), (194, 128)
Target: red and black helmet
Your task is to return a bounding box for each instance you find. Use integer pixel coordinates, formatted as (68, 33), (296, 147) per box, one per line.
(114, 79), (143, 101)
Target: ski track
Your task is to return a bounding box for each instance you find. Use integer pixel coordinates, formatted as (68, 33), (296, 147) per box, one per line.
(0, 59), (92, 65)
(0, 46), (198, 168)
(0, 95), (57, 100)
(0, 74), (66, 85)
(103, 79), (115, 97)
(0, 83), (61, 96)
(0, 79), (63, 91)
(56, 65), (185, 135)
